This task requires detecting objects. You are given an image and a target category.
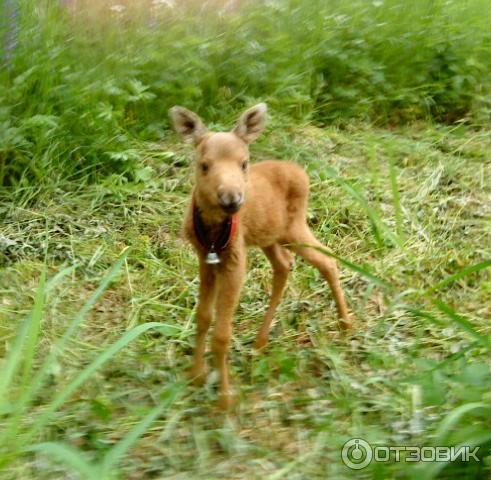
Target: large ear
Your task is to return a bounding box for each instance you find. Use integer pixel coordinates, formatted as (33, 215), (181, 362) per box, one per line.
(169, 106), (208, 145)
(233, 103), (267, 143)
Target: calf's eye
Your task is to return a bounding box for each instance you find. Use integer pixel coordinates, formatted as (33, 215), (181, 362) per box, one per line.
(241, 161), (248, 172)
(201, 163), (209, 173)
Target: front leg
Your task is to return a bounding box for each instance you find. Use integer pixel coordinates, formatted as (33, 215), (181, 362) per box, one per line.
(213, 252), (246, 409)
(190, 259), (217, 384)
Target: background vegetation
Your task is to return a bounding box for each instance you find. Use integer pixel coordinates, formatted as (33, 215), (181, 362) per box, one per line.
(1, 0), (490, 478)
(1, 0), (490, 189)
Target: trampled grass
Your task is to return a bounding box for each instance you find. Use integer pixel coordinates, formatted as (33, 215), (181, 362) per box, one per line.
(1, 121), (490, 478)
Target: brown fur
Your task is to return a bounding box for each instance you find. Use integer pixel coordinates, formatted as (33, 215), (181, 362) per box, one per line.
(170, 104), (350, 409)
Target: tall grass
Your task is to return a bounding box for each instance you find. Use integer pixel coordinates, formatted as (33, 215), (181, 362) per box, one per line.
(0, 0), (490, 189)
(0, 251), (185, 477)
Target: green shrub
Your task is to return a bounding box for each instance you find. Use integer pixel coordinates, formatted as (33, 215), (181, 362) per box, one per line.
(0, 0), (489, 188)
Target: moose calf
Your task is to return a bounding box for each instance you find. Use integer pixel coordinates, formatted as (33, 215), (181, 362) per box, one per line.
(170, 103), (350, 408)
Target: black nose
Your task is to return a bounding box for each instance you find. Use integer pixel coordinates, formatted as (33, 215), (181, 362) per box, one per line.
(218, 192), (243, 213)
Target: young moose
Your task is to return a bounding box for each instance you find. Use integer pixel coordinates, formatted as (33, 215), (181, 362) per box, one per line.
(170, 103), (350, 408)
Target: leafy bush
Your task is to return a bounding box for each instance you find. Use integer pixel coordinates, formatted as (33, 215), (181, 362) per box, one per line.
(0, 0), (490, 188)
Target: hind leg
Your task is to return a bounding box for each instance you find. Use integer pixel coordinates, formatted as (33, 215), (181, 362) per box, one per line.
(255, 244), (293, 349)
(289, 225), (350, 329)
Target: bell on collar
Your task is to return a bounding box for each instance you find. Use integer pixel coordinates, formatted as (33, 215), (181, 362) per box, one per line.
(205, 251), (220, 265)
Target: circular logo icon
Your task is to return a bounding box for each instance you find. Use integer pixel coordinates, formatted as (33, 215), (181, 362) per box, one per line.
(341, 438), (373, 470)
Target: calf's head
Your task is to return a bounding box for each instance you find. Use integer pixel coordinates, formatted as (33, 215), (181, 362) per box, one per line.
(170, 103), (267, 215)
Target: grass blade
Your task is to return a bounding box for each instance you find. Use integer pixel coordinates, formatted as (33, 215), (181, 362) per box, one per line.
(433, 402), (489, 444)
(0, 268), (46, 402)
(21, 269), (46, 390)
(27, 322), (179, 441)
(323, 167), (404, 249)
(30, 442), (100, 479)
(309, 244), (393, 290)
(388, 151), (405, 242)
(410, 305), (490, 349)
(433, 299), (490, 348)
(0, 253), (129, 447)
(429, 259), (491, 292)
(100, 382), (184, 476)
(19, 253), (128, 403)
(0, 317), (30, 407)
(50, 249), (130, 357)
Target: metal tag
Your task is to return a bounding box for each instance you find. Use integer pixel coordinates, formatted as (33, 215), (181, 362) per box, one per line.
(205, 252), (220, 264)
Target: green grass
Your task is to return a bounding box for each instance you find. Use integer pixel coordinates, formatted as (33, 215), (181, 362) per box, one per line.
(1, 121), (490, 479)
(1, 1), (491, 478)
(1, 0), (491, 188)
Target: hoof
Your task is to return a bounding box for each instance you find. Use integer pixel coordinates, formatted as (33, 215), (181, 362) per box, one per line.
(253, 335), (268, 350)
(339, 312), (353, 331)
(218, 391), (235, 410)
(189, 366), (208, 385)
(340, 319), (351, 330)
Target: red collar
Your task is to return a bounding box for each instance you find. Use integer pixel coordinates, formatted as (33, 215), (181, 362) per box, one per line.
(193, 205), (238, 254)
